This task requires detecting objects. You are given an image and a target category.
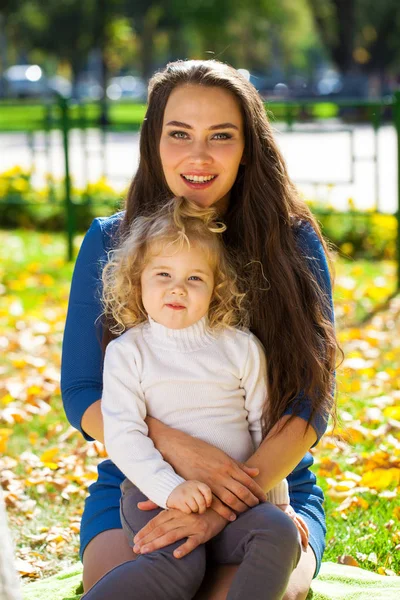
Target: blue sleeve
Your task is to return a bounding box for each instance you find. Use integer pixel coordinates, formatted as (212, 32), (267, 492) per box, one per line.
(283, 221), (335, 446)
(60, 219), (106, 441)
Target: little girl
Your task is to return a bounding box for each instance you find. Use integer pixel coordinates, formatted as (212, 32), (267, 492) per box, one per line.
(97, 197), (305, 600)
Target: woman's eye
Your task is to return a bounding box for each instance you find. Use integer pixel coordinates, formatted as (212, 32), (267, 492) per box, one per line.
(170, 131), (188, 140)
(212, 133), (232, 140)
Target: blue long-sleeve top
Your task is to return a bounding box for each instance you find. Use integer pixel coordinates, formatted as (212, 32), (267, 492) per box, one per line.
(61, 213), (334, 445)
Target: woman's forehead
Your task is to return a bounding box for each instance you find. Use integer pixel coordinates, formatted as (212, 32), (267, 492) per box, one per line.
(163, 84), (243, 129)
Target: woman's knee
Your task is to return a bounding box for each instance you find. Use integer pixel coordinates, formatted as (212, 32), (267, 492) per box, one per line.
(283, 545), (316, 600)
(82, 529), (135, 592)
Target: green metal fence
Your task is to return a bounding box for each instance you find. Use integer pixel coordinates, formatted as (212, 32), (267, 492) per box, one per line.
(0, 93), (399, 287)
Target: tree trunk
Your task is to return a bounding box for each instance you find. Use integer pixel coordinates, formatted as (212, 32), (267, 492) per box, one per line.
(0, 488), (21, 600)
(139, 5), (162, 80)
(309, 0), (357, 73)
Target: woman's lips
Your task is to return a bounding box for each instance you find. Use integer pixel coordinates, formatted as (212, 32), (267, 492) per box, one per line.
(165, 303), (186, 310)
(180, 175), (218, 190)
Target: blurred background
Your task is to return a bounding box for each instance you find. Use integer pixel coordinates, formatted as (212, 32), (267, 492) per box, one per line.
(1, 0), (400, 588)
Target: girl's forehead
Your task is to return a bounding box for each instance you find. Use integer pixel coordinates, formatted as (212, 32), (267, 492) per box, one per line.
(145, 238), (216, 268)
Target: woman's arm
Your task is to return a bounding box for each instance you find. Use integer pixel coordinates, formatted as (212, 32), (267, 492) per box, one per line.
(81, 400), (104, 443)
(285, 221), (336, 445)
(246, 414), (317, 493)
(61, 217), (115, 440)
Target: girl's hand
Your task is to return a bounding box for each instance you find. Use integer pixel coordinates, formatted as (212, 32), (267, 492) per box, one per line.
(153, 425), (267, 515)
(276, 504), (309, 548)
(133, 506), (227, 559)
(166, 481), (213, 515)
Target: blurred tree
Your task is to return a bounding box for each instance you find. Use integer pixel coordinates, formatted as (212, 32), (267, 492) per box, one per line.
(308, 0), (400, 83)
(2, 0), (322, 92)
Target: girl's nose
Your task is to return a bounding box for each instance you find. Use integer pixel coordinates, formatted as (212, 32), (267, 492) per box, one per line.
(170, 283), (186, 295)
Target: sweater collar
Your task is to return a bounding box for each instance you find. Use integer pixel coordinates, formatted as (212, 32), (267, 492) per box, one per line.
(145, 315), (215, 352)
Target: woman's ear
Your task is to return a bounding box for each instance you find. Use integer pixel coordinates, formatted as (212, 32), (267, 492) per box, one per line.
(240, 154), (246, 165)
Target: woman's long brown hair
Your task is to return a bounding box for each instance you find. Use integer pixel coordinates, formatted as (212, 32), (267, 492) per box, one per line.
(103, 59), (338, 440)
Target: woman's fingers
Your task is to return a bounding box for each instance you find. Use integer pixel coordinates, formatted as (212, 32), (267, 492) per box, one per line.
(215, 487), (249, 513)
(133, 510), (175, 544)
(231, 464), (267, 502)
(173, 534), (203, 559)
(226, 479), (263, 509)
(210, 495), (236, 522)
(241, 465), (259, 476)
(135, 528), (187, 554)
(295, 515), (309, 547)
(137, 499), (159, 511)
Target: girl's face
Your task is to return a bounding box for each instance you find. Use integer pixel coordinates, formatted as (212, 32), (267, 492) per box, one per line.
(159, 84), (245, 215)
(141, 241), (214, 330)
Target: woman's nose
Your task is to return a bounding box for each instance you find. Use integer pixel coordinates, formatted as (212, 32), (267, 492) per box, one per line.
(189, 141), (212, 164)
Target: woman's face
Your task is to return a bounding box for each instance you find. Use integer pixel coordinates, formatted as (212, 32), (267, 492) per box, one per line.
(159, 84), (245, 214)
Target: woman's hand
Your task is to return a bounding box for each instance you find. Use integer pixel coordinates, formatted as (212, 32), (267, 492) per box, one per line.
(133, 506), (228, 559)
(148, 419), (267, 516)
(276, 504), (309, 548)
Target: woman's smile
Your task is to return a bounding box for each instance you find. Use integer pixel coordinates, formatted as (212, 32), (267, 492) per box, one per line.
(180, 173), (218, 190)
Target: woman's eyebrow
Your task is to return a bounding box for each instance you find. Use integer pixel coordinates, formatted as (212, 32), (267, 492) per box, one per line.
(166, 120), (192, 129)
(165, 120), (239, 131)
(209, 122), (239, 131)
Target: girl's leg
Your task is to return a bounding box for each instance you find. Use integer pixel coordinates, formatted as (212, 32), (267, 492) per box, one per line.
(194, 545), (315, 600)
(208, 502), (302, 600)
(82, 484), (206, 600)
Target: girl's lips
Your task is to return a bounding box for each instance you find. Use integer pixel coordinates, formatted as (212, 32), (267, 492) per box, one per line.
(166, 303), (186, 310)
(180, 175), (218, 190)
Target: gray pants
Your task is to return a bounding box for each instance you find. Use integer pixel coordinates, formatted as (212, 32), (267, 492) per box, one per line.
(83, 480), (302, 600)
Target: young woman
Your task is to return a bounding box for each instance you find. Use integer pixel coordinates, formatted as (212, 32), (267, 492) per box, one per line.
(61, 59), (337, 600)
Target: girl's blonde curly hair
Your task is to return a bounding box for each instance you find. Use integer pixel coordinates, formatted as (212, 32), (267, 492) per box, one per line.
(101, 197), (248, 335)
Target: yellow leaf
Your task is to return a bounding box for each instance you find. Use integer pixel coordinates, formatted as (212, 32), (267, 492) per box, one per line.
(29, 432), (39, 445)
(383, 406), (400, 420)
(0, 428), (13, 453)
(40, 447), (59, 463)
(338, 555), (360, 567)
(361, 468), (400, 491)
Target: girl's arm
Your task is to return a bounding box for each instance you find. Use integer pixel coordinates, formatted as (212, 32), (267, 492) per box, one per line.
(101, 337), (185, 508)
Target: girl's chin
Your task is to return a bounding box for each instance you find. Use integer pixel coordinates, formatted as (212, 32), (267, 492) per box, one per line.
(185, 195), (225, 210)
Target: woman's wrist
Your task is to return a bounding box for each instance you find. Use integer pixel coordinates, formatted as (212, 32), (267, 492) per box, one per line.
(146, 416), (190, 466)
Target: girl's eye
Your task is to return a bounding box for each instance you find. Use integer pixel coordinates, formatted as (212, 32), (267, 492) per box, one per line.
(188, 276), (202, 281)
(169, 131), (189, 140)
(157, 272), (170, 277)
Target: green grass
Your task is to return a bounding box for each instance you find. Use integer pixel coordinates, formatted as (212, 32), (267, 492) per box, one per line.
(0, 100), (345, 133)
(0, 100), (147, 132)
(1, 228), (399, 579)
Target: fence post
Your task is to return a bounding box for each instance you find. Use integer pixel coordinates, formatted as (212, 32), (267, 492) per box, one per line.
(394, 92), (400, 290)
(59, 96), (74, 261)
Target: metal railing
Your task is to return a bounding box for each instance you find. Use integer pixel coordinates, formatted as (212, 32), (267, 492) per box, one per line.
(0, 93), (399, 287)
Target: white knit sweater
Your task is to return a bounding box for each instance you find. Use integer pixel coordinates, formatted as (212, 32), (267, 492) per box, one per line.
(102, 316), (289, 509)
